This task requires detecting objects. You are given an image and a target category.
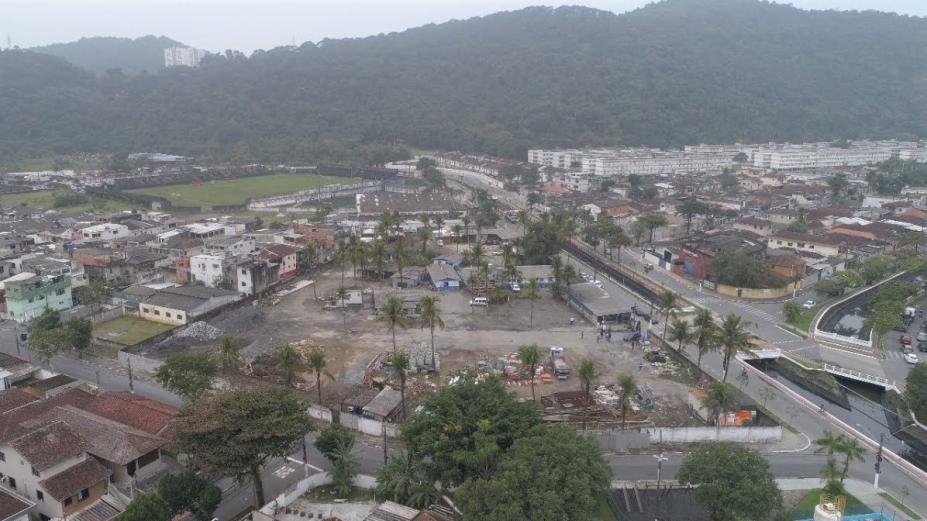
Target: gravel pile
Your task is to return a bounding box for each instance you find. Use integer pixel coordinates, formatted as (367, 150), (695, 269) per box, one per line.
(174, 321), (223, 341)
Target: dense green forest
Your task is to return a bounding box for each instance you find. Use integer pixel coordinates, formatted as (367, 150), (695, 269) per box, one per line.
(1, 0), (925, 166)
(30, 35), (182, 75)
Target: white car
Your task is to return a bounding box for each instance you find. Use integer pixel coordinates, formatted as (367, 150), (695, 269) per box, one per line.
(904, 352), (919, 365)
(511, 282), (521, 292)
(594, 280), (604, 289)
(801, 300), (816, 310)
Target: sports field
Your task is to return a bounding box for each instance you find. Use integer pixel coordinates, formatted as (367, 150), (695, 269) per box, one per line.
(126, 174), (360, 206)
(92, 316), (175, 346)
(0, 190), (137, 213)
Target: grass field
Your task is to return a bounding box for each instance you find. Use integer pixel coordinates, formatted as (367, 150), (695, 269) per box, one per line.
(92, 316), (175, 346)
(0, 190), (137, 213)
(126, 174), (360, 207)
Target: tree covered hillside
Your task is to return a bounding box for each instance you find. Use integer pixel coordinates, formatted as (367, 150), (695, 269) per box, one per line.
(1, 0), (925, 165)
(30, 35), (182, 75)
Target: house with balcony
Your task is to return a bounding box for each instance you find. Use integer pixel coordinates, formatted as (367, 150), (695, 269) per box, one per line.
(1, 274), (72, 324)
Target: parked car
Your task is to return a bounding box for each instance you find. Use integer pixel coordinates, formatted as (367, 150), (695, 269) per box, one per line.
(511, 282), (521, 292)
(916, 332), (927, 342)
(919, 341), (927, 352)
(801, 300), (816, 310)
(900, 335), (913, 345)
(904, 352), (919, 365)
(469, 297), (488, 306)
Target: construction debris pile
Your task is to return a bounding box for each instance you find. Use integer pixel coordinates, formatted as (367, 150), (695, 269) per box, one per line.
(363, 352), (437, 401)
(540, 387), (644, 427)
(173, 321), (223, 341)
(243, 338), (325, 391)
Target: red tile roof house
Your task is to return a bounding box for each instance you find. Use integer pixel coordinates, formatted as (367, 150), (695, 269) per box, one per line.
(0, 388), (177, 520)
(257, 244), (299, 279)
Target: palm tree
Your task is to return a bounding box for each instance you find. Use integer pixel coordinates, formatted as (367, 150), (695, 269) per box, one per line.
(375, 451), (438, 508)
(703, 382), (737, 425)
(617, 373), (637, 431)
(306, 346), (333, 404)
(820, 458), (846, 496)
(607, 227), (631, 264)
(668, 319), (692, 352)
(335, 240), (348, 286)
(433, 215), (445, 240)
(276, 343), (302, 386)
(836, 436), (866, 482)
(386, 351), (411, 420)
(517, 344), (543, 402)
(371, 239), (387, 280)
(418, 296), (444, 370)
(217, 335), (240, 372)
(658, 290), (677, 335)
(524, 278), (540, 327)
(335, 286), (349, 331)
(452, 224), (463, 252)
(348, 234), (360, 279)
(577, 358), (600, 430)
(417, 226), (432, 260)
(393, 239), (408, 282)
(468, 243), (484, 267)
(382, 296), (408, 354)
(718, 313), (753, 381)
(462, 215), (472, 246)
(814, 431), (844, 457)
(517, 209), (530, 238)
(693, 308), (717, 369)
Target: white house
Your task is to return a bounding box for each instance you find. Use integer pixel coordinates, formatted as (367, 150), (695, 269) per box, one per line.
(79, 223), (130, 243)
(189, 253), (232, 287)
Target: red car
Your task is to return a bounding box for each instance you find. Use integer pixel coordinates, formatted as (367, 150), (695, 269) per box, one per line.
(901, 335), (913, 345)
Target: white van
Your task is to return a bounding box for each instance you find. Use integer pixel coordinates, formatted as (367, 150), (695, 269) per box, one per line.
(469, 297), (488, 306)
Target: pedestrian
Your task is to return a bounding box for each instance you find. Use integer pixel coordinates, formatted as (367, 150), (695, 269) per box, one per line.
(639, 360), (643, 371)
(596, 335), (600, 344)
(581, 330), (584, 339)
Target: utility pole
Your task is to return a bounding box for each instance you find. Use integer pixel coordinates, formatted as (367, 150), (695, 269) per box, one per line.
(873, 433), (883, 490)
(382, 423), (388, 464)
(127, 357), (134, 392)
(654, 430), (668, 486)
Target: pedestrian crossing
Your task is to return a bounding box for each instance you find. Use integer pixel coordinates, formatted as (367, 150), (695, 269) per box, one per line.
(885, 350), (919, 361)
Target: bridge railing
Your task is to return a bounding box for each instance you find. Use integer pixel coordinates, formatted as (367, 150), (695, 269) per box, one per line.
(822, 362), (893, 389)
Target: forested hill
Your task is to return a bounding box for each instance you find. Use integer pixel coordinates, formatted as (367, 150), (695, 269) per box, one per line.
(30, 36), (182, 75)
(2, 0), (926, 165)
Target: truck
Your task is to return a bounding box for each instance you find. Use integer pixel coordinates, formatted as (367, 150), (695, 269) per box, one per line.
(549, 346), (570, 380)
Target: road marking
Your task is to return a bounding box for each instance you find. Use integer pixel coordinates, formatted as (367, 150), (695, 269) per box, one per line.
(273, 464), (296, 479)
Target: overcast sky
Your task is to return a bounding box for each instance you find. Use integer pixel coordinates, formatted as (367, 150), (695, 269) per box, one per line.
(2, 0), (924, 53)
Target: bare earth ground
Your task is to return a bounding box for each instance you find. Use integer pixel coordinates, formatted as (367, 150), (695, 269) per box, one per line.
(206, 261), (693, 416)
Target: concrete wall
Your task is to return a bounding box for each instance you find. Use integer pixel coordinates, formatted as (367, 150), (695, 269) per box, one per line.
(588, 430), (651, 451)
(117, 350), (163, 374)
(307, 405), (333, 423)
(644, 426), (782, 443)
(715, 280), (800, 300)
(339, 413), (401, 438)
(259, 473), (377, 516)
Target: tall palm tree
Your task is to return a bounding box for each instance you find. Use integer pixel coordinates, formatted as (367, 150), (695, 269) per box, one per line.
(658, 290), (677, 335)
(276, 343), (302, 386)
(393, 239), (408, 282)
(517, 209), (530, 238)
(693, 308), (717, 369)
(386, 351), (411, 420)
(577, 358), (600, 430)
(703, 381), (737, 425)
(335, 286), (349, 331)
(452, 224), (463, 252)
(217, 335), (240, 373)
(375, 451), (438, 508)
(371, 239), (387, 280)
(462, 215), (472, 246)
(617, 373), (637, 431)
(433, 215), (445, 241)
(417, 226), (432, 260)
(383, 296), (408, 354)
(608, 227), (631, 264)
(719, 313), (753, 381)
(348, 234), (360, 279)
(335, 240), (348, 286)
(518, 344), (543, 402)
(468, 243), (484, 268)
(814, 431), (844, 457)
(418, 296), (444, 370)
(524, 278), (540, 327)
(668, 320), (692, 352)
(836, 436), (866, 482)
(820, 458), (846, 496)
(306, 346), (333, 404)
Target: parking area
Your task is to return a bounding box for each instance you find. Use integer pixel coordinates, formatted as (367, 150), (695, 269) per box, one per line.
(883, 301), (927, 382)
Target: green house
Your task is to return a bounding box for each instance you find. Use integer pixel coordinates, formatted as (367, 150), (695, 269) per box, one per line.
(3, 273), (73, 323)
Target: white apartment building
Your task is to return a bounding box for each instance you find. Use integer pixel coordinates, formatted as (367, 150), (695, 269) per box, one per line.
(163, 46), (207, 68)
(190, 253), (232, 287)
(79, 223), (131, 243)
(749, 140), (926, 170)
(530, 147), (735, 177)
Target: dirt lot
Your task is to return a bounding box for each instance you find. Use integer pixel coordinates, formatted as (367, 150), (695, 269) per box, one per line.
(200, 258), (694, 419)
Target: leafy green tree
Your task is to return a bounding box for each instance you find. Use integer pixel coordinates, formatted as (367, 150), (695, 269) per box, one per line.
(617, 373), (637, 431)
(906, 362), (927, 420)
(306, 346), (332, 404)
(276, 343), (303, 385)
(402, 376), (540, 487)
(65, 316), (93, 358)
(157, 470), (222, 521)
(455, 426), (610, 521)
(314, 424), (355, 462)
(815, 279), (845, 298)
(376, 451), (439, 508)
(382, 295), (408, 354)
(709, 250), (783, 289)
(867, 300), (902, 351)
(859, 255), (896, 285)
(702, 382), (737, 424)
(638, 213), (668, 243)
(217, 335), (240, 372)
(29, 309), (61, 333)
(418, 295), (444, 369)
(155, 352), (219, 401)
(117, 494), (172, 521)
(28, 328), (70, 364)
(330, 436), (359, 497)
(517, 344), (543, 402)
(576, 358), (600, 430)
(718, 314), (752, 381)
(676, 200), (707, 233)
(176, 388), (314, 507)
(677, 443), (782, 521)
(783, 301), (802, 323)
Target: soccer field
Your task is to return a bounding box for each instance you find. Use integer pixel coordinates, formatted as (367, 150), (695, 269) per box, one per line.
(126, 174), (360, 206)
